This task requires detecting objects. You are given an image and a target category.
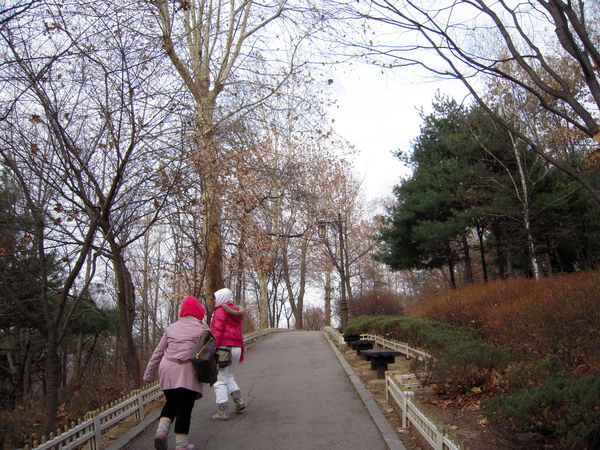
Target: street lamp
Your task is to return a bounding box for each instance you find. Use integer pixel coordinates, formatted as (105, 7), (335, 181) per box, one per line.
(317, 221), (327, 239)
(317, 214), (349, 332)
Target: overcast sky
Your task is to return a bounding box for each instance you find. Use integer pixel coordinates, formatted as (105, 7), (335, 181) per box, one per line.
(326, 63), (469, 202)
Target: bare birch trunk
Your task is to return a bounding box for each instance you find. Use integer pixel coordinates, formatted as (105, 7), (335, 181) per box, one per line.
(511, 134), (541, 279)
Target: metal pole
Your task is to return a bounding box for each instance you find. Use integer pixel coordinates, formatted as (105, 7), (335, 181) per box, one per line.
(324, 270), (332, 327)
(338, 213), (348, 332)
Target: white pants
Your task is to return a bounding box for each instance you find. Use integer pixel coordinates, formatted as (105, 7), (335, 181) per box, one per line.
(213, 346), (242, 404)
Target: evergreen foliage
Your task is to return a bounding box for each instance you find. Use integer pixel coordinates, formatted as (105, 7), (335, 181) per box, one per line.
(484, 376), (600, 449)
(375, 95), (600, 284)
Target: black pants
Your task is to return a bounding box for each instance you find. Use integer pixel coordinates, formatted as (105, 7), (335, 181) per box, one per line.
(161, 388), (198, 434)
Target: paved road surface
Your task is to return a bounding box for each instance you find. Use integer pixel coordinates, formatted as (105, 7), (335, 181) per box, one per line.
(117, 331), (405, 450)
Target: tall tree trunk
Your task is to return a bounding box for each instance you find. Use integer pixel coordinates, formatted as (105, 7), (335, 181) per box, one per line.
(203, 190), (223, 317)
(585, 247), (596, 270)
(257, 200), (281, 329)
(338, 216), (349, 332)
(152, 255), (161, 347)
(73, 333), (83, 383)
(200, 135), (224, 320)
(15, 326), (34, 401)
(493, 223), (507, 279)
(461, 233), (474, 284)
(476, 225), (488, 283)
(110, 241), (140, 389)
(503, 227), (514, 277)
(295, 236), (308, 330)
(553, 249), (565, 274)
(42, 333), (61, 435)
(235, 235), (245, 302)
(511, 134), (540, 279)
(282, 236), (308, 330)
(83, 331), (101, 375)
(23, 341), (33, 399)
(141, 233), (150, 355)
(258, 268), (270, 329)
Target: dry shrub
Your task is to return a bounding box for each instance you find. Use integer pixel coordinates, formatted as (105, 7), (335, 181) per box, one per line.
(411, 277), (530, 328)
(414, 271), (600, 374)
(348, 289), (404, 319)
(348, 308), (600, 448)
(10, 376), (127, 449)
(303, 306), (325, 331)
(354, 271), (600, 448)
(1, 399), (47, 449)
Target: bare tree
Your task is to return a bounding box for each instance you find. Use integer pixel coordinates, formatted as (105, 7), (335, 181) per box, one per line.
(0, 0), (184, 430)
(49, 2), (185, 388)
(145, 0), (336, 317)
(343, 0), (600, 202)
(0, 145), (98, 435)
(0, 0), (41, 31)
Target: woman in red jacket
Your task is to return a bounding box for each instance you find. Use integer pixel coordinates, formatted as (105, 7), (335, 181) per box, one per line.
(210, 287), (246, 420)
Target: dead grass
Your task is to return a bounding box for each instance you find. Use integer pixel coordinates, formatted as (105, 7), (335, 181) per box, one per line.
(412, 270), (600, 375)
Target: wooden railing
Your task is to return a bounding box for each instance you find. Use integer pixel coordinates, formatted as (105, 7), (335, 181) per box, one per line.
(358, 333), (431, 361)
(25, 384), (163, 450)
(25, 328), (289, 450)
(323, 326), (345, 346)
(387, 373), (462, 450)
(243, 327), (294, 346)
(323, 327), (463, 450)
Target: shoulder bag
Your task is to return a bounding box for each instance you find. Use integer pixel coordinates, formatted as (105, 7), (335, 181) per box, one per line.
(215, 346), (232, 368)
(189, 329), (218, 385)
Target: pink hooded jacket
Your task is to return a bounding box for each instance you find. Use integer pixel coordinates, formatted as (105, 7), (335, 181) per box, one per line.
(143, 296), (208, 393)
(211, 288), (245, 362)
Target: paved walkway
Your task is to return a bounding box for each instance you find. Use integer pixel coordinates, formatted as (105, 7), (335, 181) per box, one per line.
(117, 331), (406, 450)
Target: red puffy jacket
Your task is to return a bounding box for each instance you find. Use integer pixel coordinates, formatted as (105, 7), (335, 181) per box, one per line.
(211, 302), (245, 362)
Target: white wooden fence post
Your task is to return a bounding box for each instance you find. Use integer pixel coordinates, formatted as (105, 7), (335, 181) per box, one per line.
(92, 412), (102, 450)
(401, 391), (408, 429)
(137, 390), (146, 421)
(403, 391), (414, 429)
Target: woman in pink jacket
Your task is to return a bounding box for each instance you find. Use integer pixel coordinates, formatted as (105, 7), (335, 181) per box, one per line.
(210, 287), (246, 420)
(143, 296), (208, 450)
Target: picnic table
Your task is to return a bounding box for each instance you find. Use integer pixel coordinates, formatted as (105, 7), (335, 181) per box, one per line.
(343, 332), (361, 344)
(361, 349), (404, 379)
(349, 339), (375, 356)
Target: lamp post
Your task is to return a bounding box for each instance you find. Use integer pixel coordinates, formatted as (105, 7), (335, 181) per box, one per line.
(317, 214), (348, 332)
(324, 270), (332, 327)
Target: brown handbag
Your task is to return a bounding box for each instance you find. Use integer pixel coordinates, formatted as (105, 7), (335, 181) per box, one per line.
(189, 329), (218, 385)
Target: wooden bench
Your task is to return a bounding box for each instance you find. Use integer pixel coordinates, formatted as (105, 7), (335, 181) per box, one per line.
(348, 339), (375, 356)
(361, 349), (404, 379)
